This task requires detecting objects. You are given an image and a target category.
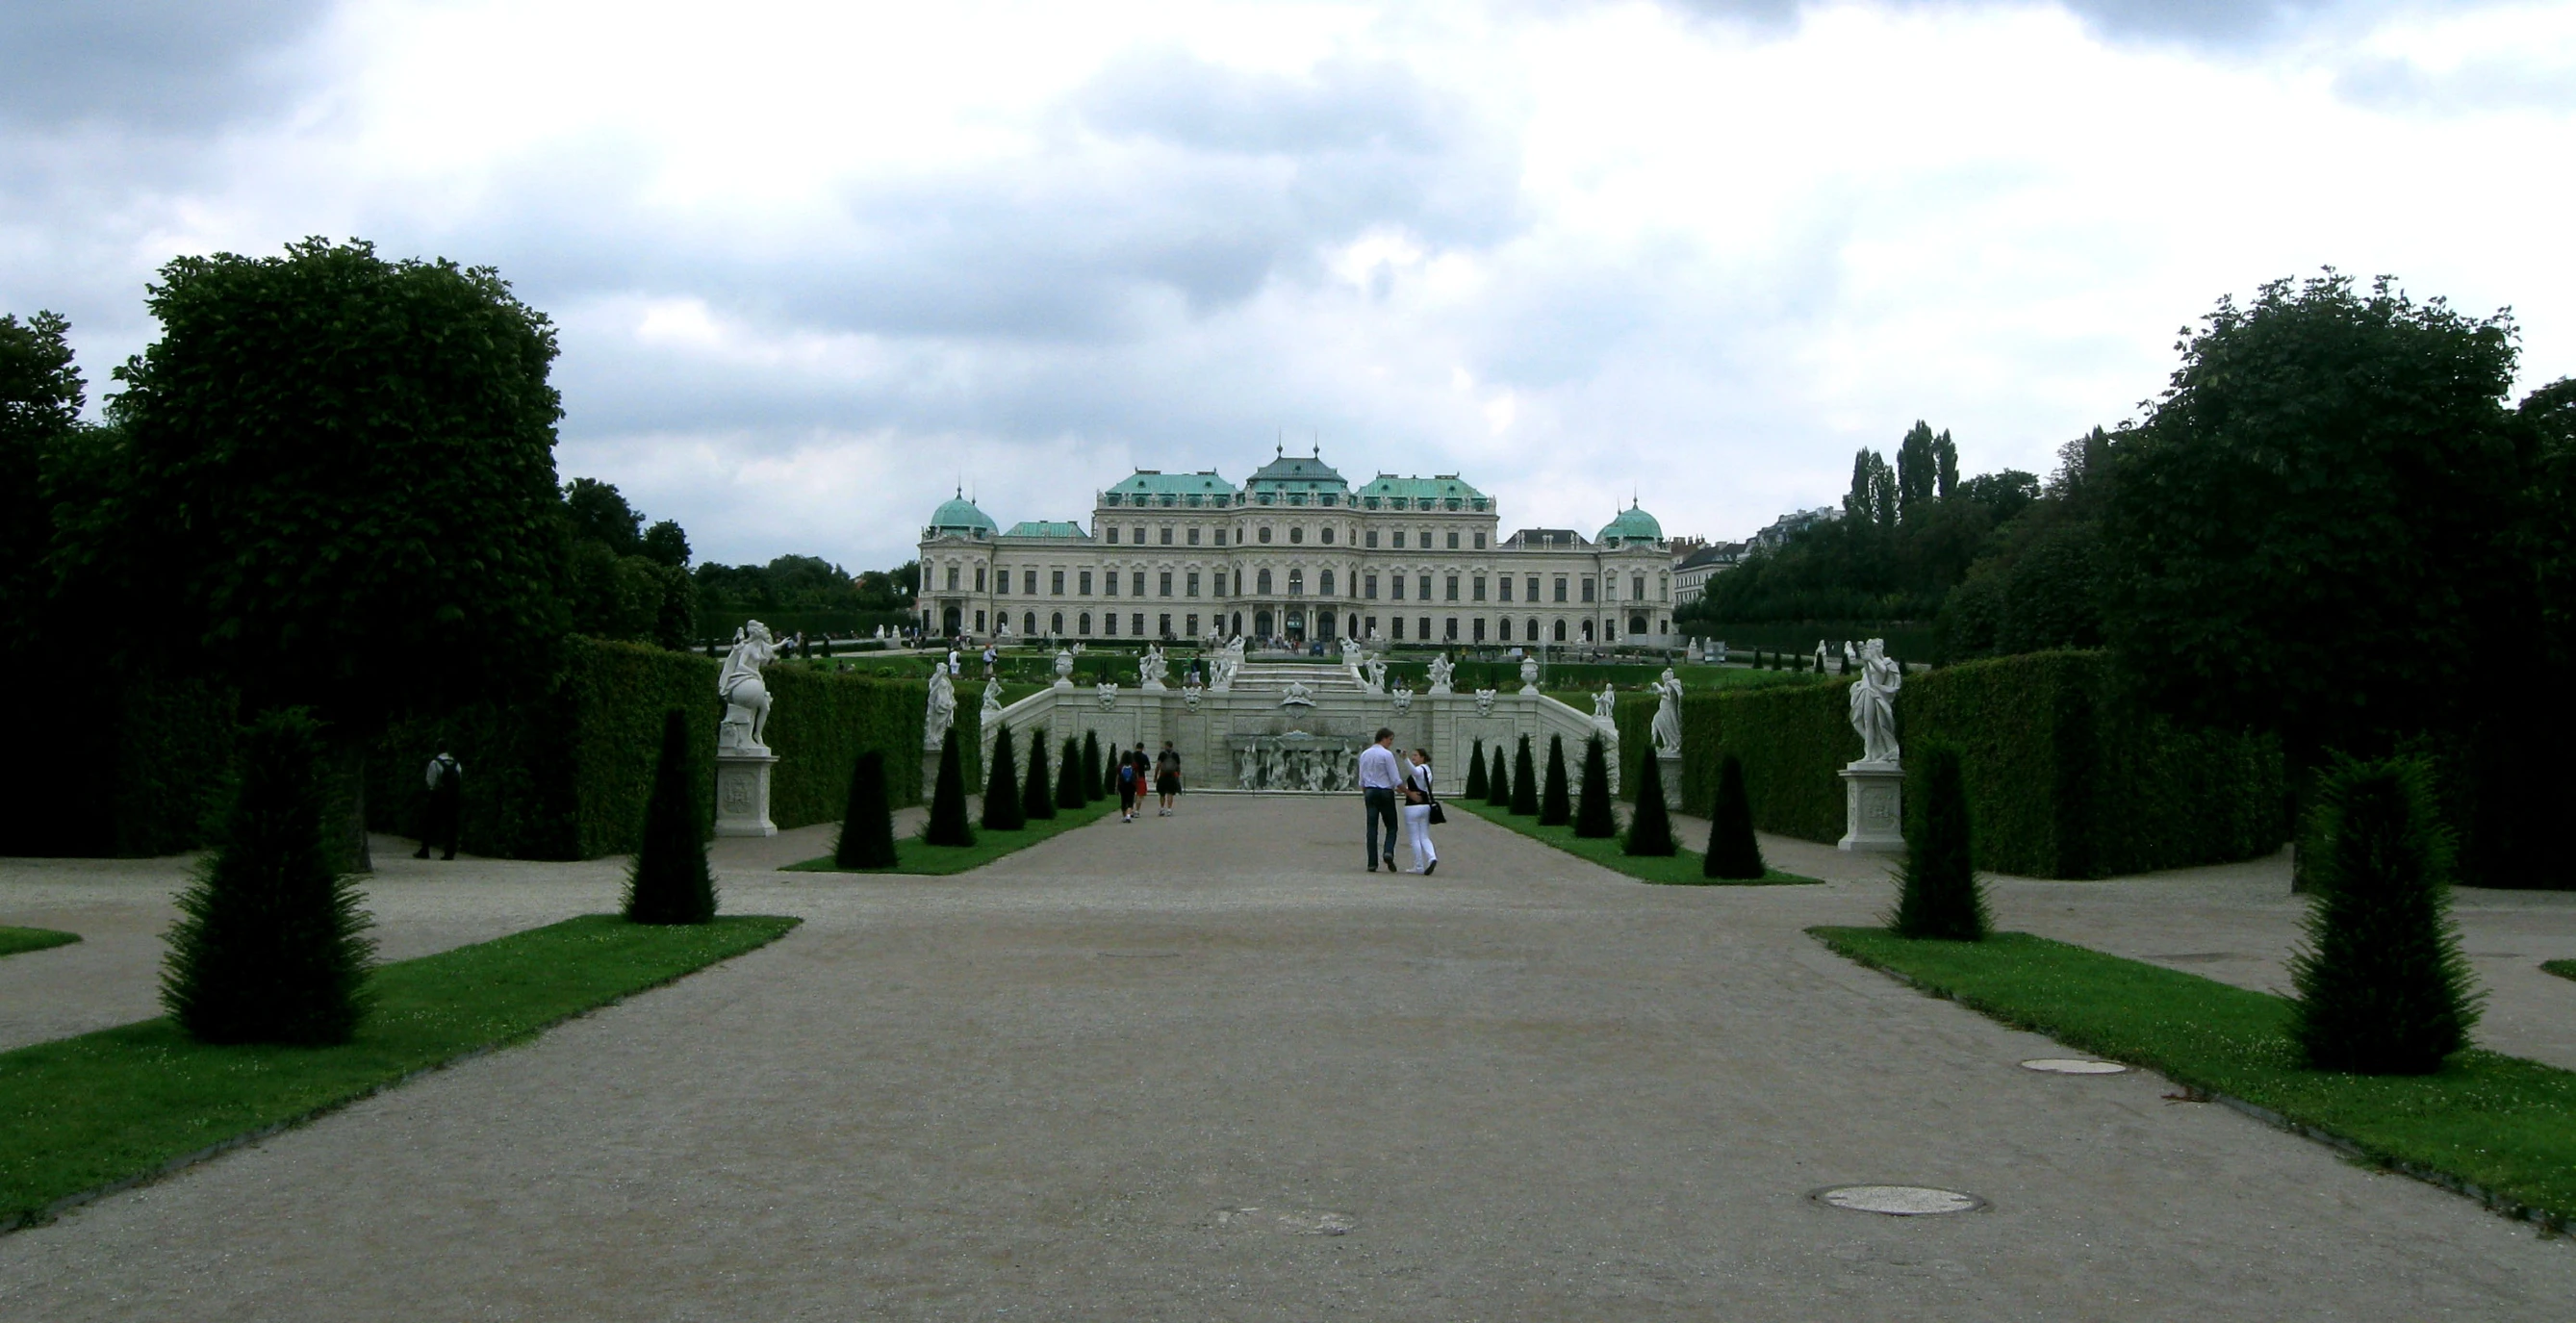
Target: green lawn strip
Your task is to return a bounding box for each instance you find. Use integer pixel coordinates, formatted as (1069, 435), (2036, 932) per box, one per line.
(0, 928), (81, 959)
(783, 797), (1120, 876)
(1811, 927), (2576, 1229)
(1459, 800), (1816, 886)
(2544, 959), (2575, 984)
(0, 913), (797, 1231)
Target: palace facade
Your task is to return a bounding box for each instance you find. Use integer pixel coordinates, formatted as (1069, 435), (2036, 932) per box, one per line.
(914, 449), (1676, 649)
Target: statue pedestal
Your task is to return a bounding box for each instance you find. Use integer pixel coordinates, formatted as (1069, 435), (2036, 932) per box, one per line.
(713, 752), (778, 838)
(1838, 761), (1903, 852)
(1657, 751), (1685, 812)
(922, 748), (943, 801)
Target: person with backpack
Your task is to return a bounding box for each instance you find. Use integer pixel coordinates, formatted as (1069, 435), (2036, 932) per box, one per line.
(415, 750), (463, 861)
(1117, 747), (1140, 822)
(1154, 741), (1183, 816)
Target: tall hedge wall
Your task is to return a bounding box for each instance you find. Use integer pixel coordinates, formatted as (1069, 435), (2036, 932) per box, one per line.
(1668, 651), (2282, 878)
(372, 637), (927, 860)
(0, 671), (240, 857)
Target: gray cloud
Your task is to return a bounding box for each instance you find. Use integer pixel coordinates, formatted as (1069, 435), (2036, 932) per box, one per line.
(0, 2), (330, 129)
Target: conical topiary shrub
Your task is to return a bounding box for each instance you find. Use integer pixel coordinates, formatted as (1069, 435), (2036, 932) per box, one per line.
(1538, 735), (1569, 824)
(982, 725), (1026, 831)
(1623, 751), (1675, 855)
(1098, 733), (1118, 799)
(924, 727), (974, 847)
(1022, 728), (1057, 820)
(1511, 735), (1539, 815)
(2288, 754), (2482, 1075)
(1573, 735), (1617, 838)
(1488, 743), (1512, 806)
(161, 708), (375, 1045)
(1056, 737), (1085, 809)
(1891, 743), (1985, 940)
(1703, 752), (1765, 879)
(1464, 739), (1489, 800)
(834, 750), (899, 869)
(1082, 730), (1104, 802)
(624, 707), (719, 926)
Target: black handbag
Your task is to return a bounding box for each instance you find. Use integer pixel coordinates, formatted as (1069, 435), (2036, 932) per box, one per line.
(1419, 769), (1446, 825)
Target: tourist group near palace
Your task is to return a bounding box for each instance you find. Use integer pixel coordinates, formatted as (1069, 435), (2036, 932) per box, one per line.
(914, 446), (1680, 650)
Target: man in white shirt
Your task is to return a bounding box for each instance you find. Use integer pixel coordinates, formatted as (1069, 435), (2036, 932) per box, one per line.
(1357, 727), (1403, 873)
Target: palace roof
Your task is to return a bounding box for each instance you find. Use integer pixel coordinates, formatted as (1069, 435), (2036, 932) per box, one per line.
(1355, 473), (1489, 512)
(1596, 500), (1665, 547)
(1101, 470), (1237, 506)
(927, 494), (998, 538)
(1004, 520), (1088, 539)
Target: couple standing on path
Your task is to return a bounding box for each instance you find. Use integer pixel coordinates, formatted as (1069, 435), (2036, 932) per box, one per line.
(1358, 727), (1440, 875)
(1119, 741), (1185, 823)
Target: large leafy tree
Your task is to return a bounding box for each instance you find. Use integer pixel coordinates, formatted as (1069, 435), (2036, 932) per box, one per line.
(115, 239), (570, 863)
(2099, 271), (2527, 766)
(0, 312), (83, 642)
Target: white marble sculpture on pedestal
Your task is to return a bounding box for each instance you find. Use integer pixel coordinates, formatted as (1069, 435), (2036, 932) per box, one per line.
(715, 622), (781, 836)
(1519, 657), (1540, 693)
(924, 665), (956, 751)
(1649, 668), (1684, 755)
(1140, 644), (1168, 690)
(1837, 638), (1904, 852)
(1427, 654), (1456, 695)
(1592, 684), (1619, 730)
(1052, 648), (1076, 690)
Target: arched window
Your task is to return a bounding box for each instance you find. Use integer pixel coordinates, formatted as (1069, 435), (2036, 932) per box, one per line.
(1257, 568), (1273, 594)
(1051, 611), (1064, 635)
(1319, 569), (1335, 596)
(1079, 612), (1092, 635)
(1553, 619), (1567, 642)
(1288, 569), (1304, 596)
(1289, 526), (1304, 544)
(1497, 617), (1512, 642)
(1629, 614), (1648, 636)
(1321, 526), (1335, 544)
(1023, 612), (1035, 636)
(1259, 526), (1273, 544)
(1527, 617), (1539, 641)
(1582, 618), (1595, 642)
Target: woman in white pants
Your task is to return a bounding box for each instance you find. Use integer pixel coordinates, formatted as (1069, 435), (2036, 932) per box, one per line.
(1401, 749), (1439, 875)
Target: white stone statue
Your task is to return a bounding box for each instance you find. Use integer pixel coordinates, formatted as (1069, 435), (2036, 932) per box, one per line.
(1593, 683), (1618, 725)
(718, 622), (779, 753)
(982, 674), (1004, 720)
(1140, 644), (1168, 690)
(1686, 637), (1702, 663)
(1390, 684), (1414, 713)
(1427, 653), (1456, 695)
(1053, 648), (1076, 689)
(1364, 657), (1388, 693)
(1849, 638), (1901, 765)
(925, 665), (956, 751)
(1281, 680), (1314, 708)
(1096, 680), (1119, 709)
(1519, 657), (1540, 692)
(1650, 668), (1684, 754)
(1183, 681), (1202, 711)
(1474, 688), (1496, 717)
(1816, 639), (1832, 673)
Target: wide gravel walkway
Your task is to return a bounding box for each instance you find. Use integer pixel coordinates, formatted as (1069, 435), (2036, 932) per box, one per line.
(3, 796), (2573, 1319)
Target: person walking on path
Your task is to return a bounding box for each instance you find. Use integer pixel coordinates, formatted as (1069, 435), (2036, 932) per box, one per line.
(1401, 748), (1440, 875)
(1358, 727), (1401, 872)
(1154, 741), (1183, 816)
(1117, 748), (1140, 822)
(415, 750), (462, 861)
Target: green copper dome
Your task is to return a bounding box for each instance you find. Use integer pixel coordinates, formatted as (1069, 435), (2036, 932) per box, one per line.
(1596, 500), (1663, 547)
(927, 493), (998, 538)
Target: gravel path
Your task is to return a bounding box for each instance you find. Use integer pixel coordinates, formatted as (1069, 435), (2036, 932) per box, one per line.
(2, 796), (2572, 1319)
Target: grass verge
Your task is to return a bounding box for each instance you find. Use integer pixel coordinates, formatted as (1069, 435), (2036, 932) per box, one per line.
(0, 928), (80, 959)
(0, 913), (797, 1231)
(1460, 800), (1816, 886)
(2545, 959), (2575, 984)
(1811, 926), (2576, 1230)
(784, 797), (1120, 876)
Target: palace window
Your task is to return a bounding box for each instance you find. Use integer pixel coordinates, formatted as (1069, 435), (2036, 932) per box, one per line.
(975, 567), (985, 591)
(1106, 571), (1118, 597)
(1418, 574), (1432, 600)
(1365, 530), (1379, 547)
(1132, 572), (1144, 596)
(1234, 569), (1243, 595)
(1260, 526), (1273, 544)
(1497, 618), (1511, 642)
(1320, 569), (1336, 596)
(1186, 613), (1198, 635)
(1552, 576), (1567, 602)
(1257, 569), (1273, 594)
(1446, 531), (1459, 550)
(1474, 532), (1486, 549)
(1391, 617), (1405, 640)
(1288, 570), (1304, 596)
(1160, 527), (1173, 545)
(1132, 526), (1144, 544)
(1188, 527), (1201, 546)
(1025, 570), (1038, 595)
(1134, 613), (1145, 634)
(1080, 570), (1094, 595)
(1629, 614), (1648, 636)
(1633, 574), (1646, 600)
(1472, 617), (1485, 643)
(1471, 575), (1485, 601)
(1157, 613), (1168, 636)
(1581, 577), (1595, 603)
(1321, 526), (1336, 544)
(945, 566), (959, 590)
(1365, 574), (1379, 599)
(1051, 570), (1065, 595)
(1080, 612), (1093, 635)
(1052, 611), (1063, 633)
(1391, 530), (1405, 548)
(1107, 527), (1118, 544)
(1496, 576), (1510, 602)
(1214, 529), (1226, 547)
(1525, 617), (1538, 640)
(997, 569), (1009, 594)
(1186, 572), (1200, 597)
(1105, 612), (1118, 635)
(1553, 619), (1567, 642)
(976, 610), (985, 632)
(1159, 572), (1172, 597)
(1390, 573), (1404, 600)
(1289, 526), (1304, 544)
(1024, 612), (1036, 635)
(1425, 616), (1437, 640)
(1582, 618), (1595, 642)
(1526, 575), (1539, 601)
(1444, 575), (1459, 601)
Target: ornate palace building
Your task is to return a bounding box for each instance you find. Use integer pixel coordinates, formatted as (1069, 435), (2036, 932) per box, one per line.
(914, 448), (1675, 649)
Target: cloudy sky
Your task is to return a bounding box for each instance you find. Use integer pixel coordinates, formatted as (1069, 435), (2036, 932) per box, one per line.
(6, 1), (2573, 570)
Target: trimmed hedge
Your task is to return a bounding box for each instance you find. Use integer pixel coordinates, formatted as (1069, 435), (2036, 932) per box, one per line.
(372, 637), (927, 859)
(0, 671), (239, 858)
(1672, 651), (2282, 878)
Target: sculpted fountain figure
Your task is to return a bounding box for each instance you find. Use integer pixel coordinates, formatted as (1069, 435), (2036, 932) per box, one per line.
(924, 664), (956, 751)
(1426, 653), (1456, 695)
(1649, 667), (1685, 754)
(1592, 683), (1619, 727)
(1140, 644), (1168, 690)
(1849, 638), (1901, 765)
(719, 622), (780, 753)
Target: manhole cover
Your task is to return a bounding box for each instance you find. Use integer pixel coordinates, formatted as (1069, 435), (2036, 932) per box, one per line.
(2021, 1057), (2128, 1075)
(1815, 1185), (1985, 1215)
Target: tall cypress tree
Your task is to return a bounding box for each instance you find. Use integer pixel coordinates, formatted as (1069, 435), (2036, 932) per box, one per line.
(1538, 734), (1569, 825)
(624, 707), (718, 926)
(1512, 735), (1539, 815)
(834, 750), (899, 869)
(1703, 752), (1765, 879)
(1464, 738), (1489, 800)
(1022, 728), (1057, 820)
(982, 725), (1026, 831)
(2288, 755), (2482, 1074)
(1487, 743), (1512, 806)
(1623, 752), (1675, 855)
(1891, 743), (1985, 940)
(161, 707), (375, 1044)
(924, 727), (974, 847)
(1082, 729), (1104, 801)
(1056, 736), (1086, 808)
(1573, 735), (1617, 838)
